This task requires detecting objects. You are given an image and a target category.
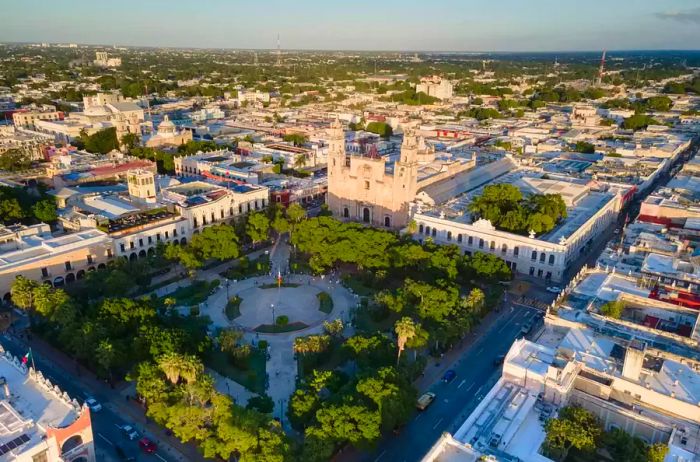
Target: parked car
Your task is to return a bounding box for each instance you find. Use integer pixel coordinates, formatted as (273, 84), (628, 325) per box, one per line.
(521, 322), (533, 336)
(84, 397), (102, 412)
(442, 369), (457, 383)
(416, 392), (436, 411)
(546, 286), (561, 293)
(120, 425), (139, 441)
(138, 437), (157, 454)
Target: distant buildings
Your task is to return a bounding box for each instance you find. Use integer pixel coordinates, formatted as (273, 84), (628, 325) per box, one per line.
(93, 51), (121, 68)
(12, 110), (64, 131)
(416, 76), (453, 100)
(145, 115), (192, 148)
(0, 346), (95, 461)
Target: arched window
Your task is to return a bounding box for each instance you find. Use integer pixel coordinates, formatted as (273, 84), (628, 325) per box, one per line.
(549, 254), (555, 265)
(540, 252), (546, 263)
(531, 250), (537, 260)
(384, 216), (391, 227)
(513, 246), (519, 257)
(502, 244), (508, 254)
(65, 273), (75, 284)
(457, 234), (463, 243)
(490, 241), (495, 251)
(425, 226), (431, 235)
(447, 231), (452, 241)
(479, 239), (484, 249)
(419, 224), (424, 234)
(343, 207), (349, 218)
(362, 208), (371, 223)
(431, 228), (436, 237)
(62, 435), (84, 453)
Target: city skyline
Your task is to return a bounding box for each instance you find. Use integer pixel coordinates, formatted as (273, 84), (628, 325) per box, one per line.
(3, 0), (700, 52)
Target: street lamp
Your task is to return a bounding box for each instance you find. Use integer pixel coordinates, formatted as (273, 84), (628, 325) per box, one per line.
(271, 303), (275, 326)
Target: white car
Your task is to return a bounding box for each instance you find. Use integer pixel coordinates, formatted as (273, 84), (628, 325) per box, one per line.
(546, 286), (561, 293)
(121, 425), (139, 441)
(85, 397), (102, 412)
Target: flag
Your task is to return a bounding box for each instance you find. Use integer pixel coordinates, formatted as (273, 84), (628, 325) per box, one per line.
(21, 350), (31, 365)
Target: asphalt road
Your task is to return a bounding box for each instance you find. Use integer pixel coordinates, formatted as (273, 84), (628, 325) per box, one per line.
(0, 333), (178, 462)
(365, 305), (541, 462)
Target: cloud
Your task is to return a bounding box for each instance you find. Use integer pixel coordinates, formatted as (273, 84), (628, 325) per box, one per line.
(655, 7), (700, 23)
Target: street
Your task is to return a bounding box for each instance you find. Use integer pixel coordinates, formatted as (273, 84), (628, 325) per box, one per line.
(0, 333), (184, 462)
(363, 304), (541, 462)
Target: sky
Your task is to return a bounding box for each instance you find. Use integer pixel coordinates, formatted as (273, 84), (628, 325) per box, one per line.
(2, 0), (700, 52)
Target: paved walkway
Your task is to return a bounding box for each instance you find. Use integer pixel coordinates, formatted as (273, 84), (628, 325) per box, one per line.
(198, 236), (358, 428)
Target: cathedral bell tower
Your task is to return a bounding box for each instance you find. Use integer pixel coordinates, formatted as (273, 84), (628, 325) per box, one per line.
(394, 127), (419, 196)
(327, 116), (346, 179)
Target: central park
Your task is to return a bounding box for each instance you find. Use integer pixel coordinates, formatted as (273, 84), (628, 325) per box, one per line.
(9, 203), (513, 461)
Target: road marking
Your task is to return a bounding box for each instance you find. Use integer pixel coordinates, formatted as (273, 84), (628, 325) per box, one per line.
(155, 454), (168, 462)
(457, 379), (466, 388)
(432, 417), (444, 429)
(374, 450), (387, 462)
(415, 413), (423, 420)
(464, 383), (475, 393)
(475, 385), (484, 396)
(97, 433), (114, 446)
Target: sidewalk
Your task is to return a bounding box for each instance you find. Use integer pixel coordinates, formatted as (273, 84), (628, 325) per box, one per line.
(18, 334), (204, 462)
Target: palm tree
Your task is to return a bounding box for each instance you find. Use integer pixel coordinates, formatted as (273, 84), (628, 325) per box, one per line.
(218, 329), (243, 353)
(294, 154), (307, 170)
(407, 219), (418, 235)
(395, 317), (417, 366)
(158, 352), (184, 384)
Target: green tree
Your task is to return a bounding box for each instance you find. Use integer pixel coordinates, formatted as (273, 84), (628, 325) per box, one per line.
(283, 133), (308, 147)
(0, 149), (32, 171)
(622, 114), (659, 131)
(365, 121), (393, 138)
(647, 443), (669, 462)
(81, 127), (119, 154)
(246, 212), (270, 244)
(10, 276), (39, 311)
(544, 405), (602, 460)
(32, 199), (57, 223)
(157, 352), (203, 385)
(309, 403), (381, 448)
(218, 328), (243, 353)
(600, 300), (625, 319)
(121, 132), (140, 150)
(394, 317), (417, 365)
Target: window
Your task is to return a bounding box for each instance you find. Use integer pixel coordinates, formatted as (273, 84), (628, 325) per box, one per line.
(173, 228), (178, 237)
(247, 203), (251, 212)
(148, 236), (153, 244)
(531, 250), (537, 261)
(87, 255), (93, 264)
(220, 209), (225, 219)
(468, 236), (473, 246)
(193, 217), (198, 227)
(490, 241), (495, 251)
(513, 246), (519, 257)
(202, 215), (207, 225)
(139, 238), (144, 247)
(384, 216), (391, 227)
(262, 199), (266, 207)
(447, 231), (452, 241)
(255, 201), (259, 210)
(120, 243), (125, 252)
(529, 267), (535, 276)
(537, 269), (543, 277)
(165, 231), (169, 239)
(548, 254), (555, 265)
(156, 233), (161, 241)
(211, 212), (215, 222)
(364, 180), (370, 190)
(512, 262), (517, 271)
(41, 267), (48, 277)
(129, 241), (135, 249)
(107, 249), (113, 258)
(64, 261), (72, 271)
(431, 228), (436, 237)
(425, 226), (430, 235)
(457, 234), (463, 243)
(540, 253), (546, 263)
(479, 239), (484, 249)
(238, 205), (243, 214)
(344, 208), (350, 218)
(229, 207), (234, 216)
(501, 244), (507, 254)
(546, 271), (552, 280)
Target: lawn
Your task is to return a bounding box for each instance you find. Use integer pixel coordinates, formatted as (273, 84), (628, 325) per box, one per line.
(162, 279), (220, 307)
(317, 291), (333, 314)
(226, 296), (242, 320)
(205, 347), (267, 394)
(254, 322), (308, 333)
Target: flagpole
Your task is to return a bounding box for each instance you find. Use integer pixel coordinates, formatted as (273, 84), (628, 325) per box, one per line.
(30, 348), (36, 373)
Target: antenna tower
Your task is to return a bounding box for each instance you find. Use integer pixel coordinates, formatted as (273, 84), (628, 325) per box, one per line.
(596, 50), (606, 85)
(276, 34), (281, 66)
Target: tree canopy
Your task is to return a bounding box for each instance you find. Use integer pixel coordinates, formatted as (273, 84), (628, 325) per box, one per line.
(468, 184), (567, 236)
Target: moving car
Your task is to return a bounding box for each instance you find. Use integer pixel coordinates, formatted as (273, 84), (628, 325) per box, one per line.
(85, 397), (102, 412)
(442, 369), (457, 383)
(138, 437), (158, 454)
(416, 392), (436, 411)
(546, 286), (561, 293)
(120, 424), (139, 441)
(521, 321), (533, 336)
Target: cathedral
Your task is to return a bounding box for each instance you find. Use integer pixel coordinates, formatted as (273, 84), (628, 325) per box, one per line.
(326, 119), (476, 229)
